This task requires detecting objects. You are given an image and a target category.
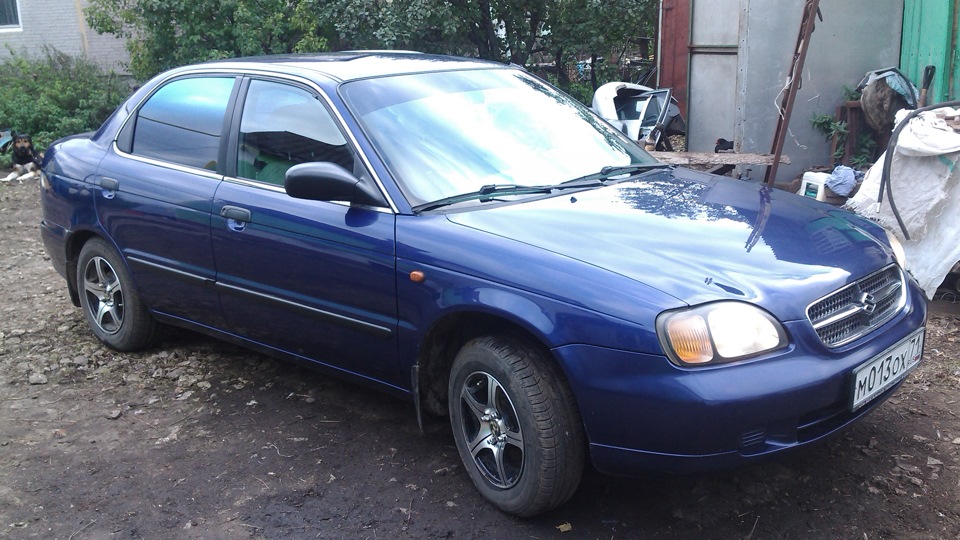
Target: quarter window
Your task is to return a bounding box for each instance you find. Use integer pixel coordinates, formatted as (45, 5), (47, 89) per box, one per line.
(131, 77), (236, 170)
(0, 0), (19, 28)
(236, 79), (353, 185)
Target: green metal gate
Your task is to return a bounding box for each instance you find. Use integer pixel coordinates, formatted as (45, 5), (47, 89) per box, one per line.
(901, 0), (959, 103)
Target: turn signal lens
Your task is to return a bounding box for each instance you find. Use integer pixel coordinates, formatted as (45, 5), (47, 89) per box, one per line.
(665, 313), (713, 364)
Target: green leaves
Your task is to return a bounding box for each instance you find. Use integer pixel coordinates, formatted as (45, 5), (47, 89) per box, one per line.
(84, 0), (656, 103)
(0, 51), (128, 156)
(86, 0), (310, 79)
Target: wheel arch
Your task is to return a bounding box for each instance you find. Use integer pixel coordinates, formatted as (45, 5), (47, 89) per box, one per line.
(413, 308), (581, 426)
(63, 229), (101, 307)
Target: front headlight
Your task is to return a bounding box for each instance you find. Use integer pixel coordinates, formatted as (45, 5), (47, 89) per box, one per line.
(885, 230), (907, 268)
(656, 302), (788, 366)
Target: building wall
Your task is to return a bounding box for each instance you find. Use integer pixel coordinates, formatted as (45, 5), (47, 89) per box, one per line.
(0, 0), (129, 73)
(685, 0), (741, 158)
(660, 0), (905, 182)
(737, 0), (904, 182)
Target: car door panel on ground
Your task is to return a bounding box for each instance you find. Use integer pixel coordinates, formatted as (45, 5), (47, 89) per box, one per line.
(94, 76), (238, 328)
(211, 78), (401, 386)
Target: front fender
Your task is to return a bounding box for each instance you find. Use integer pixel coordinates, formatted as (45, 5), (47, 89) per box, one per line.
(395, 258), (663, 370)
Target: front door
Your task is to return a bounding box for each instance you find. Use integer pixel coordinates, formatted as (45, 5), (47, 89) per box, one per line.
(211, 78), (401, 386)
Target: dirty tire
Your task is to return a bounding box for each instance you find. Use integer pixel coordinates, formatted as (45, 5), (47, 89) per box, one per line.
(448, 334), (585, 517)
(77, 237), (159, 351)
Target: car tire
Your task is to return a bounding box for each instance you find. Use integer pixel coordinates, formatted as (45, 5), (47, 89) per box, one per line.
(77, 238), (159, 351)
(448, 334), (585, 517)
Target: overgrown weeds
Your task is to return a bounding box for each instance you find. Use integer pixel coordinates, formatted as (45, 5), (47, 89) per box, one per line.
(0, 48), (132, 166)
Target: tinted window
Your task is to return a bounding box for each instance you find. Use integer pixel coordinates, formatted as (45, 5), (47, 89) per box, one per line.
(236, 80), (352, 185)
(132, 77), (236, 170)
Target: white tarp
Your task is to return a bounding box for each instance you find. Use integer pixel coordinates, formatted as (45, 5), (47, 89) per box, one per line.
(845, 107), (960, 299)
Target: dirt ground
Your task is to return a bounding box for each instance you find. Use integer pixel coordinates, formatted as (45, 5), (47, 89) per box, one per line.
(1, 178), (958, 540)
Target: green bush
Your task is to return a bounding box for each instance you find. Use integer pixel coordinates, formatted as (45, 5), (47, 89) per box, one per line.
(0, 49), (131, 167)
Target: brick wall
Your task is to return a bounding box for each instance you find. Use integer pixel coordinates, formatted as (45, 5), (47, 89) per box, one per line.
(0, 0), (130, 74)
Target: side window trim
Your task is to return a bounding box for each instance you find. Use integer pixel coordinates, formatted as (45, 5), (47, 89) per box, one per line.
(116, 111), (135, 154)
(218, 77), (245, 176)
(224, 77), (251, 179)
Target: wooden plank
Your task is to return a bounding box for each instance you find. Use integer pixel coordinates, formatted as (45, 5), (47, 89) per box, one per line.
(649, 151), (791, 165)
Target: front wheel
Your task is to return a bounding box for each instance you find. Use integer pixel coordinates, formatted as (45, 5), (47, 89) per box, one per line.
(77, 238), (159, 351)
(448, 334), (585, 517)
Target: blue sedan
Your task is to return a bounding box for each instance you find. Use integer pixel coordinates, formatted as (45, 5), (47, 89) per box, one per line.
(39, 52), (926, 516)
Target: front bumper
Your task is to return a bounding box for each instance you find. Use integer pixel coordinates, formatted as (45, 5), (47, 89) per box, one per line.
(554, 286), (927, 476)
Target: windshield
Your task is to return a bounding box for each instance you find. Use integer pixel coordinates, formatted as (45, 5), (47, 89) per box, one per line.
(340, 68), (657, 207)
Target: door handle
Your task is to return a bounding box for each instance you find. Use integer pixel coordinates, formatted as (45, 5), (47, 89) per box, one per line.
(97, 177), (119, 199)
(220, 205), (251, 222)
(99, 177), (119, 190)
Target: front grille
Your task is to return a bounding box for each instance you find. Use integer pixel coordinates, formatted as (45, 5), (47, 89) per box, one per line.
(807, 265), (905, 347)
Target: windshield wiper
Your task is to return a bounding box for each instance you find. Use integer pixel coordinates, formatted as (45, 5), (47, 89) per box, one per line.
(600, 163), (672, 177)
(413, 184), (555, 213)
(559, 163), (672, 188)
(413, 163), (671, 213)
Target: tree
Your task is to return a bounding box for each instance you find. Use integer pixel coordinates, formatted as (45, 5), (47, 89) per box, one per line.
(290, 0), (467, 54)
(548, 0), (657, 93)
(86, 0), (310, 79)
(87, 0), (656, 97)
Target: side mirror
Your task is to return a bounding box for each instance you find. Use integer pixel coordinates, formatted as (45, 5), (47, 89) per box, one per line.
(284, 162), (387, 207)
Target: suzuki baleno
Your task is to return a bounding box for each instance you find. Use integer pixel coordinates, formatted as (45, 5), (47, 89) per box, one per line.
(39, 52), (926, 516)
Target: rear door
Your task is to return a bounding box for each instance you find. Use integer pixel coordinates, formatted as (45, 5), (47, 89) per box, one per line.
(211, 78), (401, 386)
(95, 75), (239, 327)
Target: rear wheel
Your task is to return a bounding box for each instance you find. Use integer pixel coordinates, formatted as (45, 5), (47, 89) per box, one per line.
(448, 334), (585, 517)
(77, 238), (159, 351)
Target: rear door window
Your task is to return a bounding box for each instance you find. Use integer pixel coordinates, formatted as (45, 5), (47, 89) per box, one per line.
(130, 77), (236, 170)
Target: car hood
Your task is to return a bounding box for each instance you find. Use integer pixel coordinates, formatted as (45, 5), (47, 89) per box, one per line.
(444, 168), (894, 322)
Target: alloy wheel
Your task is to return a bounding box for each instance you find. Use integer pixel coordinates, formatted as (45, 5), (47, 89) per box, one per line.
(457, 371), (525, 489)
(81, 256), (124, 335)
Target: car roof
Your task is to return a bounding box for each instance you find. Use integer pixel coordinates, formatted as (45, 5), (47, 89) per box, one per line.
(190, 51), (508, 82)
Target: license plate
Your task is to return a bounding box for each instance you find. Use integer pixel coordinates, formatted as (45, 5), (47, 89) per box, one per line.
(851, 327), (924, 411)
